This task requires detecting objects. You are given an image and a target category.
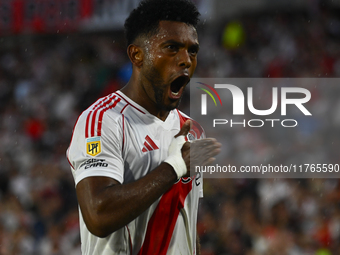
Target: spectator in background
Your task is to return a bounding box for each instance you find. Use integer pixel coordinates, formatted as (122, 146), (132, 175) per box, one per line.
(0, 4), (340, 255)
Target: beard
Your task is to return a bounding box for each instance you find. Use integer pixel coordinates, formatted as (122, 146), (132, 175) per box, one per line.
(151, 82), (182, 111)
(143, 65), (182, 112)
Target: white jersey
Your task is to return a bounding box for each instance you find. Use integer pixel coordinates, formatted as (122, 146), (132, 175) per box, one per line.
(67, 90), (205, 255)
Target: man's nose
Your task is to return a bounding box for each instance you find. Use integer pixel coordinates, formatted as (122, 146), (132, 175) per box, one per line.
(178, 50), (192, 69)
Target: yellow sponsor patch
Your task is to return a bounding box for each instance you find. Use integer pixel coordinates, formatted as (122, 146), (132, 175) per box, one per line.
(86, 137), (101, 156)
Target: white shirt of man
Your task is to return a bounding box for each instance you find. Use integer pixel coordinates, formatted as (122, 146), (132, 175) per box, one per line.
(67, 90), (204, 255)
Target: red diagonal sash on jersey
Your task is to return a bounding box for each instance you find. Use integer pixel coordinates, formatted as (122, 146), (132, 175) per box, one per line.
(137, 180), (192, 255)
(137, 111), (200, 254)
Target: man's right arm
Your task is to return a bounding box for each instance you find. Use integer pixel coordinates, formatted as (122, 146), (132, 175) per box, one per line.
(76, 162), (177, 237)
(75, 120), (221, 237)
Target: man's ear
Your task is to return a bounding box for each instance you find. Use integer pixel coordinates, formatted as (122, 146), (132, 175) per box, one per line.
(127, 44), (143, 68)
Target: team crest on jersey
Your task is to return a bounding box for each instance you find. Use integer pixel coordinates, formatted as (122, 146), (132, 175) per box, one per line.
(86, 136), (101, 156)
(187, 130), (197, 141)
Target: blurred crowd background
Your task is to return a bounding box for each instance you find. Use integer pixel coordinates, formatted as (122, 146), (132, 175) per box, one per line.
(1, 0), (340, 254)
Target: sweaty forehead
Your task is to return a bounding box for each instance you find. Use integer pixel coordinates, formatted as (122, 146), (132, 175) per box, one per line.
(149, 20), (198, 44)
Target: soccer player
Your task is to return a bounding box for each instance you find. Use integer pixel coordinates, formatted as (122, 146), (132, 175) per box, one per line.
(67, 0), (221, 254)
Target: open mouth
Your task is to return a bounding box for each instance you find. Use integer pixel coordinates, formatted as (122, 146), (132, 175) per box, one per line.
(170, 75), (190, 96)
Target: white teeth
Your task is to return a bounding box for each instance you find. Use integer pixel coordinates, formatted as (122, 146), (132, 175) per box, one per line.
(171, 92), (179, 96)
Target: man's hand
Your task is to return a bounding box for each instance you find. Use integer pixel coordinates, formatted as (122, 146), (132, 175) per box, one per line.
(166, 120), (221, 178)
(164, 120), (190, 178)
(179, 120), (221, 176)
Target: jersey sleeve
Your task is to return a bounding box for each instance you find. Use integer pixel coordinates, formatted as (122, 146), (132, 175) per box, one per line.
(67, 111), (125, 185)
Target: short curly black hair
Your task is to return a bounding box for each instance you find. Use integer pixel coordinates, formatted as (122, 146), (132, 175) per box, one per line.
(124, 0), (200, 46)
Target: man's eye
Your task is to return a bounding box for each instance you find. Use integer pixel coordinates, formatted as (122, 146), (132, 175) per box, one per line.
(189, 47), (199, 56)
(189, 49), (198, 56)
(167, 45), (178, 50)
